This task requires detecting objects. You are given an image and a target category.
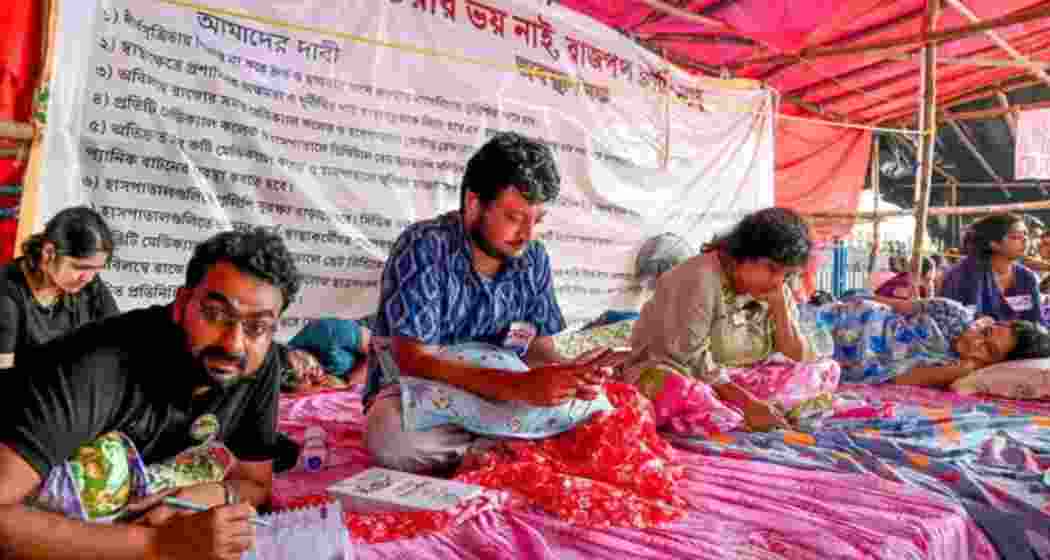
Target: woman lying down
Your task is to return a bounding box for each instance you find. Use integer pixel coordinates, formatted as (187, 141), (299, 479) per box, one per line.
(820, 294), (1050, 388)
(616, 207), (1050, 439)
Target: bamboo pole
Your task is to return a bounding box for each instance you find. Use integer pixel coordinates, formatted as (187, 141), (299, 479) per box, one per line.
(885, 53), (1050, 69)
(810, 198), (1050, 219)
(868, 136), (881, 278)
(894, 132), (959, 190)
(791, 32), (1050, 109)
(0, 120), (33, 141)
(0, 145), (29, 160)
(946, 119), (1007, 197)
(877, 75), (1042, 126)
(636, 0), (736, 32)
(730, 1), (1050, 69)
(941, 98), (1050, 122)
(930, 181), (1050, 188)
(910, 0), (940, 292)
(759, 7), (926, 83)
(15, 0), (57, 255)
(997, 92), (1016, 138)
(950, 182), (959, 249)
(945, 0), (1050, 88)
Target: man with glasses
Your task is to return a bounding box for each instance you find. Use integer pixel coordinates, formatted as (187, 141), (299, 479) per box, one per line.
(363, 132), (613, 474)
(0, 228), (300, 560)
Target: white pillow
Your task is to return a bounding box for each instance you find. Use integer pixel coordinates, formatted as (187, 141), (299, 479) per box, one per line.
(951, 358), (1050, 400)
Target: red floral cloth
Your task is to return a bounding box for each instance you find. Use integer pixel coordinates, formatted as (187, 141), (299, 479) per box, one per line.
(281, 382), (686, 542)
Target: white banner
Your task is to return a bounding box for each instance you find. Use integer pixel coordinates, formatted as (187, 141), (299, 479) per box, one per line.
(1017, 108), (1050, 180)
(38, 0), (774, 337)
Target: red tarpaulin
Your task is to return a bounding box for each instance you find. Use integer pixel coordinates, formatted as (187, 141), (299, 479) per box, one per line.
(0, 0), (41, 260)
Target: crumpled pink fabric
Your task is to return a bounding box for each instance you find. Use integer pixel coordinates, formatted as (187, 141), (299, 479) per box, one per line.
(647, 357), (842, 437)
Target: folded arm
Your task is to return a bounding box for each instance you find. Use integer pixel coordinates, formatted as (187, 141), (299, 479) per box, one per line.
(892, 362), (976, 388)
(524, 335), (564, 367)
(0, 443), (159, 560)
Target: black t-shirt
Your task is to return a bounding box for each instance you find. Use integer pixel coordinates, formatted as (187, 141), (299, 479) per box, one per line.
(0, 257), (120, 360)
(1, 304), (280, 479)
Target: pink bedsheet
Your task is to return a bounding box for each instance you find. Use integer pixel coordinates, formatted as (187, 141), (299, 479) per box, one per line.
(275, 386), (998, 560)
(842, 383), (1050, 414)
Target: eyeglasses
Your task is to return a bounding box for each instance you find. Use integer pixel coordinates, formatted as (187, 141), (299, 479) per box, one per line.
(197, 301), (278, 339)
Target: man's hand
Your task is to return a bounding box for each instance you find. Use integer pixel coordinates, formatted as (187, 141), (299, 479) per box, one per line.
(511, 347), (618, 406)
(742, 400), (789, 432)
(147, 504), (256, 560)
(132, 483), (226, 527)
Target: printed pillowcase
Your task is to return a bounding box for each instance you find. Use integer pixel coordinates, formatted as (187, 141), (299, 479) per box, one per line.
(951, 358), (1050, 400)
(552, 319), (635, 359)
(399, 342), (614, 439)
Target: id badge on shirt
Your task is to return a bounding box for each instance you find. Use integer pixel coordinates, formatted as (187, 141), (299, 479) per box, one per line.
(502, 322), (537, 355)
(1005, 295), (1033, 312)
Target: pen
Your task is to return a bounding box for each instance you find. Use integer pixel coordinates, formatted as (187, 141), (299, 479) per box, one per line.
(162, 496), (272, 527)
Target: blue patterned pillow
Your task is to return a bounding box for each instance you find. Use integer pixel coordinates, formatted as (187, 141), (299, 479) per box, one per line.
(398, 342), (613, 439)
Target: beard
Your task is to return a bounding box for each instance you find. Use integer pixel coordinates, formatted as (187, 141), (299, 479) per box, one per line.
(470, 214), (521, 261)
(195, 346), (250, 388)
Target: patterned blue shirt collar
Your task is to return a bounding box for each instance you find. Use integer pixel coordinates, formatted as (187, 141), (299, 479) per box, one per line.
(447, 211), (529, 277)
(363, 210), (566, 408)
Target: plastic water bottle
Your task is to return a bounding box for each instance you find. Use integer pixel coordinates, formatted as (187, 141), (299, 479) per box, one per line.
(299, 426), (328, 473)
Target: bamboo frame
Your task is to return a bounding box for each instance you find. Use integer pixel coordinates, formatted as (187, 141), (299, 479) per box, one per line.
(820, 41), (1050, 113)
(885, 53), (1050, 69)
(945, 0), (1050, 88)
(850, 52), (1036, 126)
(0, 120), (33, 141)
(997, 92), (1016, 138)
(946, 119), (1005, 191)
(15, 0), (57, 255)
(931, 181), (1050, 188)
(787, 27), (1050, 112)
(729, 2), (1050, 69)
(950, 182), (959, 248)
(868, 136), (881, 277)
(636, 0), (737, 33)
(811, 198), (1050, 220)
(877, 74), (1042, 126)
(759, 7), (926, 83)
(0, 145), (29, 160)
(910, 0), (940, 286)
(941, 98), (1050, 122)
(894, 132), (960, 189)
(641, 32), (757, 47)
(939, 75), (1042, 111)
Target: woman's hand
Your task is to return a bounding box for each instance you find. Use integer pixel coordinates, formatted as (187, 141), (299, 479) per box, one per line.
(754, 285), (787, 307)
(742, 400), (789, 432)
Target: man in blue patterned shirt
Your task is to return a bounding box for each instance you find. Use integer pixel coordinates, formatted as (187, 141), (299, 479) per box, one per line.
(363, 132), (610, 474)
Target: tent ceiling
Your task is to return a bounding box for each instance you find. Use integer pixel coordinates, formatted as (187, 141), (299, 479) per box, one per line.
(557, 0), (1050, 238)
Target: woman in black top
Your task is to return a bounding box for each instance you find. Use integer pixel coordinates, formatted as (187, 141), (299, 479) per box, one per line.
(0, 206), (119, 371)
